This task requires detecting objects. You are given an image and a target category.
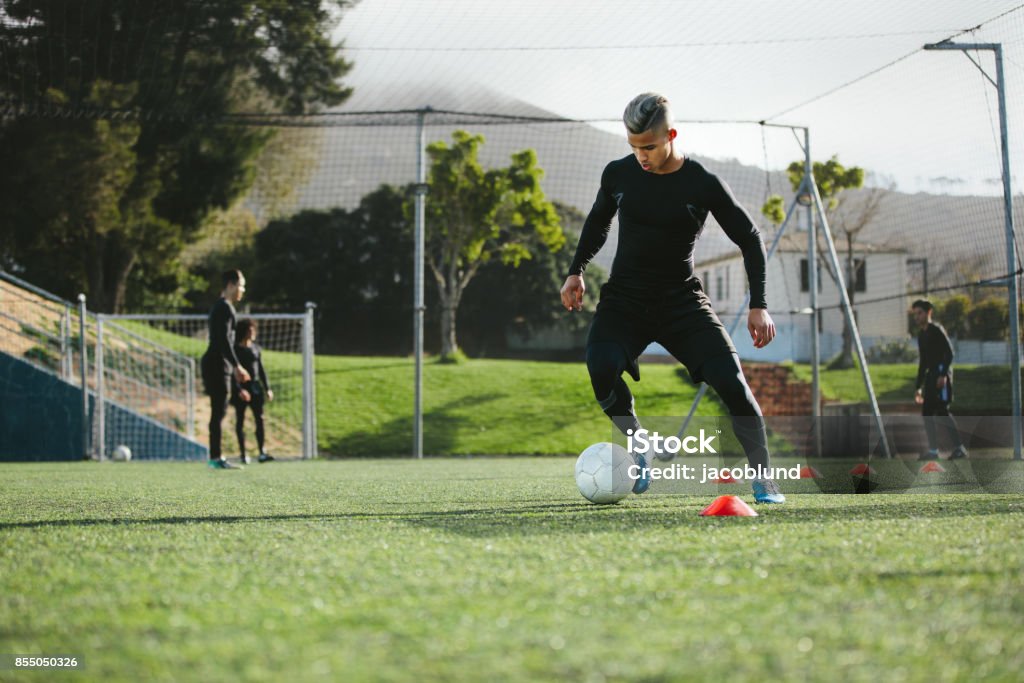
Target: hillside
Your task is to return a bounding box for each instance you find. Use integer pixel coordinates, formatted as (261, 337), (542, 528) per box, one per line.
(280, 84), (1020, 285)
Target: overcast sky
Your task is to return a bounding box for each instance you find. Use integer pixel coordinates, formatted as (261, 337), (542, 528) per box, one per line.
(333, 0), (1024, 196)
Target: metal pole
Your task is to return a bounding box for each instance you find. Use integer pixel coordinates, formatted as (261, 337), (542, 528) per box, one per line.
(413, 108), (429, 459)
(61, 304), (71, 380)
(186, 357), (196, 442)
(923, 41), (1020, 458)
(805, 128), (822, 458)
(810, 181), (892, 458)
(994, 46), (1022, 460)
(303, 302), (317, 459)
(95, 314), (105, 461)
(78, 294), (89, 460)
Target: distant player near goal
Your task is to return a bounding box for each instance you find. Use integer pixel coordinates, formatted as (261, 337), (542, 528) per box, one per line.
(201, 269), (250, 470)
(559, 92), (785, 503)
(911, 299), (968, 461)
(232, 318), (276, 465)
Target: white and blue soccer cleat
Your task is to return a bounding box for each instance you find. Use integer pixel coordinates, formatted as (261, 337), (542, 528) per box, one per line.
(751, 478), (786, 504)
(631, 451), (652, 494)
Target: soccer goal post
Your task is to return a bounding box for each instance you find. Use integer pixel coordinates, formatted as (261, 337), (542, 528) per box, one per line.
(97, 305), (317, 461)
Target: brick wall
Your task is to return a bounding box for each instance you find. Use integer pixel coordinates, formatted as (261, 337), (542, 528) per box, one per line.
(741, 363), (819, 416)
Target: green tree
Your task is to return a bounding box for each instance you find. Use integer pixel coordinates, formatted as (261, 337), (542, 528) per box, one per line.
(458, 202), (606, 357)
(967, 298), (1008, 341)
(425, 131), (564, 359)
(934, 294), (971, 338)
(0, 1), (353, 311)
(762, 156), (887, 369)
(247, 185), (414, 355)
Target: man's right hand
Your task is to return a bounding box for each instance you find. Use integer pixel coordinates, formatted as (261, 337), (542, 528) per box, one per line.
(560, 275), (585, 312)
(914, 388), (924, 405)
(235, 366), (251, 383)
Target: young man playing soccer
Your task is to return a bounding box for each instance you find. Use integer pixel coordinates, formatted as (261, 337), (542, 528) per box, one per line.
(911, 299), (968, 461)
(201, 269), (251, 470)
(560, 92), (785, 503)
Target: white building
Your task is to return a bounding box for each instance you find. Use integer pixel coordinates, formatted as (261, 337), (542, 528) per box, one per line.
(655, 232), (910, 362)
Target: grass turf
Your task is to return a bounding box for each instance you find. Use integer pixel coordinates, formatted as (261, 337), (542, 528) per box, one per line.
(2, 459), (1023, 682)
(789, 362), (1020, 413)
(313, 356), (724, 456)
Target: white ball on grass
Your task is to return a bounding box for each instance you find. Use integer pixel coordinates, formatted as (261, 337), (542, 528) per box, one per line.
(574, 442), (635, 504)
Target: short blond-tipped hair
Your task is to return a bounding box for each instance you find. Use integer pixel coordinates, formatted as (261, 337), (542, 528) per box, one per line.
(623, 92), (672, 135)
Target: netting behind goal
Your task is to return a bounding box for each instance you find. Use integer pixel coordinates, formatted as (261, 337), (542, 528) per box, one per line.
(100, 312), (316, 461)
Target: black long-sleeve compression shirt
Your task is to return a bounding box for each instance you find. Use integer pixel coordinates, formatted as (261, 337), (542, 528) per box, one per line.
(234, 343), (270, 392)
(916, 322), (954, 389)
(568, 156), (768, 309)
(206, 298), (240, 373)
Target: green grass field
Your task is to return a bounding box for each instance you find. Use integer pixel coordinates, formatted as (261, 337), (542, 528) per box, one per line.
(3, 459), (1023, 682)
(313, 356), (725, 456)
(311, 357), (1019, 456)
(789, 362), (1020, 413)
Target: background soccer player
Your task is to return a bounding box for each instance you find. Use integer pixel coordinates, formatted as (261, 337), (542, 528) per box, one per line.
(232, 318), (275, 465)
(911, 299), (968, 461)
(201, 269), (251, 470)
(559, 92), (785, 503)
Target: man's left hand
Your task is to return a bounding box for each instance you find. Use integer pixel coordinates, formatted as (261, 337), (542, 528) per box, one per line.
(748, 308), (776, 349)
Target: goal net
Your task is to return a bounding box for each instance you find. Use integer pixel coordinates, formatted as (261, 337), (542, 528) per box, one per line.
(97, 311), (316, 461)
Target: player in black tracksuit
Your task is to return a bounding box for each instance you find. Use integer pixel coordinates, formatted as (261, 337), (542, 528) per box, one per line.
(560, 92), (784, 503)
(200, 269), (250, 469)
(912, 299), (968, 460)
(232, 318), (275, 464)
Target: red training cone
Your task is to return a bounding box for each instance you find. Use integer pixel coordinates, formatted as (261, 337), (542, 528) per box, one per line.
(700, 495), (759, 517)
(918, 461), (946, 473)
(849, 463), (876, 476)
(713, 472), (740, 484)
(799, 466), (822, 479)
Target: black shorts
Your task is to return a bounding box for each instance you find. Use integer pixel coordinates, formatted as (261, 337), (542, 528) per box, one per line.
(232, 383), (265, 410)
(921, 371), (953, 411)
(587, 277), (737, 383)
(200, 353), (231, 398)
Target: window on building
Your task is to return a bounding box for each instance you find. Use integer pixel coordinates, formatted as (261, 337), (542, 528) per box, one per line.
(800, 259), (823, 293)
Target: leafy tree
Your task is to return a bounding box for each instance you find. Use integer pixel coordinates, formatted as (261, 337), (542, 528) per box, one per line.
(934, 294), (971, 338)
(967, 298), (1008, 341)
(762, 156), (889, 369)
(248, 185), (414, 355)
(425, 130), (564, 358)
(457, 202), (606, 357)
(0, 1), (353, 311)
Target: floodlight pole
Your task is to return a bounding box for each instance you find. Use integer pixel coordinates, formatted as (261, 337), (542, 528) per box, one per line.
(413, 108), (431, 459)
(924, 41), (1021, 460)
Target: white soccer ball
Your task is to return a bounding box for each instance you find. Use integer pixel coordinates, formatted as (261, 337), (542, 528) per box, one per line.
(574, 442), (636, 504)
(112, 445), (132, 462)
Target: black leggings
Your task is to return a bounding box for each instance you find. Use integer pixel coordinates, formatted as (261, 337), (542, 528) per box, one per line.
(205, 372), (231, 460)
(234, 398), (265, 458)
(922, 401), (964, 451)
(587, 347), (769, 469)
